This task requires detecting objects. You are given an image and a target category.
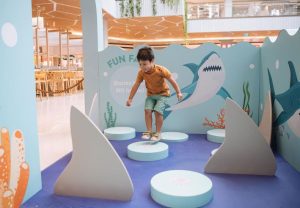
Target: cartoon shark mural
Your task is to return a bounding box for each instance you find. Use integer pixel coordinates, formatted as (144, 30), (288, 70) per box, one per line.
(164, 51), (232, 118)
(268, 61), (300, 137)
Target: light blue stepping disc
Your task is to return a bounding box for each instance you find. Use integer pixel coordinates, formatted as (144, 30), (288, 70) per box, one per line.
(104, 127), (135, 140)
(127, 141), (168, 161)
(161, 132), (189, 142)
(207, 129), (225, 143)
(151, 170), (213, 208)
(211, 148), (219, 156)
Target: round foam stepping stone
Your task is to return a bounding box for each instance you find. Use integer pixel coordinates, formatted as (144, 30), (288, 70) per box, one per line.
(161, 132), (189, 142)
(207, 129), (225, 143)
(127, 141), (168, 161)
(104, 127), (135, 140)
(151, 170), (213, 208)
(211, 148), (219, 156)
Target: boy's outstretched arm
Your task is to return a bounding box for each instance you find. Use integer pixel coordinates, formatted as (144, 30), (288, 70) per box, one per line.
(126, 82), (141, 106)
(167, 76), (183, 101)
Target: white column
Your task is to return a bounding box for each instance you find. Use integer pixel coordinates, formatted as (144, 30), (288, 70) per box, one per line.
(103, 17), (108, 48)
(80, 0), (107, 128)
(224, 0), (232, 17)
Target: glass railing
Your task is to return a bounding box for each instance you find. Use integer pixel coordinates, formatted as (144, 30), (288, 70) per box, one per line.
(187, 0), (300, 19)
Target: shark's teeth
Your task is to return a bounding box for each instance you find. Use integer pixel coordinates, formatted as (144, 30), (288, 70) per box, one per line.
(203, 65), (222, 72)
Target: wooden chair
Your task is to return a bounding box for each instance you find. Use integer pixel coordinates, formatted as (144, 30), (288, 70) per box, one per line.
(64, 71), (77, 93)
(46, 71), (66, 96)
(75, 71), (84, 91)
(35, 71), (48, 99)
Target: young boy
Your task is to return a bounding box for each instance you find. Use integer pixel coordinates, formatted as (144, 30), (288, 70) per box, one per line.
(126, 47), (183, 142)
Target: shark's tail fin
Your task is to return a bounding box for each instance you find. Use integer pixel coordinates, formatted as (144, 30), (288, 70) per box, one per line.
(217, 87), (232, 100)
(273, 112), (288, 127)
(288, 61), (298, 87)
(163, 103), (172, 120)
(267, 68), (275, 106)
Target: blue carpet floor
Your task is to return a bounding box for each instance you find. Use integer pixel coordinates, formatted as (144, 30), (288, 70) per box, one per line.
(22, 134), (300, 208)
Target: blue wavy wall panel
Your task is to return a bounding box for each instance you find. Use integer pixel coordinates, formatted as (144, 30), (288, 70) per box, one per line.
(261, 29), (300, 172)
(98, 43), (260, 133)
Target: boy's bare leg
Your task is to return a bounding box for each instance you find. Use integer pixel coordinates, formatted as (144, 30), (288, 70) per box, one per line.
(145, 110), (153, 132)
(154, 111), (163, 133)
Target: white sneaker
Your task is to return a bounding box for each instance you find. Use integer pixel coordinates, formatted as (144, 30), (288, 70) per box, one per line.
(141, 131), (151, 140)
(150, 132), (161, 143)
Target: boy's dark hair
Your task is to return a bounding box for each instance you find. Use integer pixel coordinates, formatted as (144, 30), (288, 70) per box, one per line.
(137, 47), (154, 62)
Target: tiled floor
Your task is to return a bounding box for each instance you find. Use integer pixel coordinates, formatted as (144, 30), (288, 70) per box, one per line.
(36, 93), (84, 170)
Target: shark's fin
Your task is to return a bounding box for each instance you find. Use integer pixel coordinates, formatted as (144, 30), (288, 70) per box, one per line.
(176, 82), (198, 103)
(288, 61), (298, 87)
(267, 69), (276, 105)
(163, 103), (172, 120)
(181, 82), (197, 94)
(273, 111), (289, 127)
(183, 63), (199, 77)
(167, 82), (197, 116)
(171, 81), (197, 97)
(217, 87), (232, 100)
(198, 51), (218, 68)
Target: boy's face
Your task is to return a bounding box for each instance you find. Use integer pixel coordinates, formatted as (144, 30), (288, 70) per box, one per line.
(139, 60), (154, 73)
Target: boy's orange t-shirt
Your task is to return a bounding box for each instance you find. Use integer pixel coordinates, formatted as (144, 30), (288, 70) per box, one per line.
(135, 64), (172, 96)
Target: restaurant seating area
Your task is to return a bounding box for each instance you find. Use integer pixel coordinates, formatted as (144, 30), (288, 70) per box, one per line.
(35, 70), (84, 98)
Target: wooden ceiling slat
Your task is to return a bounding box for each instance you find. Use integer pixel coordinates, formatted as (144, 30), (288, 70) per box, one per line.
(56, 4), (81, 15)
(32, 0), (51, 4)
(156, 21), (181, 28)
(32, 3), (53, 16)
(163, 16), (183, 23)
(49, 11), (80, 20)
(144, 24), (168, 31)
(54, 0), (80, 8)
